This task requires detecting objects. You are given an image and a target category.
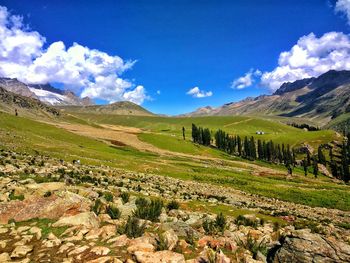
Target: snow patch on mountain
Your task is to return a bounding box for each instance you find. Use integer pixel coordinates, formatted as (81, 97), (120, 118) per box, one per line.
(28, 87), (73, 105)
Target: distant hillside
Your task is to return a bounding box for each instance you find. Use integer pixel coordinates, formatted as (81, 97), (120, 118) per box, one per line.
(184, 70), (350, 126)
(0, 78), (94, 106)
(59, 101), (154, 116)
(0, 86), (60, 118)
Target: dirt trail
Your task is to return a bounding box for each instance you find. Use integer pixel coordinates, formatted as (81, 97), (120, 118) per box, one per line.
(49, 121), (285, 176)
(223, 118), (252, 128)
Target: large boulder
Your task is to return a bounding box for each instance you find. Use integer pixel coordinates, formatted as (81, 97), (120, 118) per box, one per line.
(0, 190), (91, 224)
(268, 229), (350, 262)
(162, 229), (178, 251)
(52, 212), (100, 228)
(134, 250), (185, 263)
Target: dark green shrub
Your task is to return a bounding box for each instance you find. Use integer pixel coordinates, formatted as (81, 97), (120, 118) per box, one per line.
(121, 192), (130, 204)
(203, 219), (216, 235)
(156, 233), (168, 251)
(104, 192), (113, 202)
(167, 200), (180, 211)
(203, 213), (227, 234)
(106, 205), (121, 219)
(185, 228), (195, 246)
(236, 233), (267, 259)
(116, 181), (123, 187)
(92, 199), (103, 215)
(273, 222), (280, 232)
(8, 218), (16, 224)
(135, 197), (148, 207)
(215, 212), (226, 233)
(44, 191), (52, 197)
(9, 191), (24, 201)
(118, 216), (145, 238)
(133, 199), (163, 222)
(235, 215), (258, 228)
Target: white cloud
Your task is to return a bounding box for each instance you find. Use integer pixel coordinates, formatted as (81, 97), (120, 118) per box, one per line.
(261, 32), (350, 91)
(156, 90), (161, 95)
(231, 69), (261, 89)
(186, 87), (213, 98)
(0, 6), (147, 104)
(335, 0), (350, 25)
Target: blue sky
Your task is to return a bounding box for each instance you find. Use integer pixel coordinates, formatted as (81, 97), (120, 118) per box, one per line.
(0, 0), (349, 114)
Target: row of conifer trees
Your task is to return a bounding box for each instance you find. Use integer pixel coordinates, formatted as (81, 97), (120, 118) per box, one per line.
(191, 124), (350, 183)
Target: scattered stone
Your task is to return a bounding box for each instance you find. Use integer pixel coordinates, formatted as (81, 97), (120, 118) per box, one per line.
(53, 212), (100, 228)
(10, 245), (33, 259)
(162, 229), (178, 251)
(90, 246), (111, 256)
(269, 229), (350, 262)
(134, 250), (185, 263)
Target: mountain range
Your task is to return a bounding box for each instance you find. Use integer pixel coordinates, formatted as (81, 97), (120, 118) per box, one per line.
(183, 70), (350, 125)
(0, 70), (350, 131)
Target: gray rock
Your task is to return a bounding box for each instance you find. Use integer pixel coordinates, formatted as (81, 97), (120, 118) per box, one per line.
(269, 229), (350, 263)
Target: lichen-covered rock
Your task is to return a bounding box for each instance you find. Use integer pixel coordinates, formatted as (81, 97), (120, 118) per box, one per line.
(269, 229), (350, 262)
(134, 250), (185, 263)
(0, 191), (91, 224)
(52, 212), (100, 228)
(10, 245), (33, 259)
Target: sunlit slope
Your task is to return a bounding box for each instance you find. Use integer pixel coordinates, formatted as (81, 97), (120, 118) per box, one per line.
(0, 111), (349, 210)
(65, 113), (338, 148)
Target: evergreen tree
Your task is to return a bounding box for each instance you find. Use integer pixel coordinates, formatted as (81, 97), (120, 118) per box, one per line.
(257, 140), (263, 160)
(237, 136), (242, 156)
(306, 151), (311, 166)
(302, 158), (308, 176)
(341, 142), (349, 183)
(318, 146), (326, 165)
(313, 157), (318, 178)
(250, 136), (256, 160)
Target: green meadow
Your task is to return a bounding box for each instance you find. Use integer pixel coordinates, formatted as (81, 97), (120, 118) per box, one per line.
(0, 111), (348, 211)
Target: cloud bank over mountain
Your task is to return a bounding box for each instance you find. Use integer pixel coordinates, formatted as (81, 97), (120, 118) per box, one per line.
(0, 6), (147, 104)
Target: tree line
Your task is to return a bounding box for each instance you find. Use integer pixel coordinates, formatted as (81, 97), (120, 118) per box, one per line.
(191, 124), (350, 183)
(287, 122), (320, 131)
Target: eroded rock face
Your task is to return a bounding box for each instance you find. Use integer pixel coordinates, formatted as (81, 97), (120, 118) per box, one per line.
(0, 191), (91, 224)
(133, 250), (185, 263)
(52, 212), (100, 228)
(269, 229), (350, 263)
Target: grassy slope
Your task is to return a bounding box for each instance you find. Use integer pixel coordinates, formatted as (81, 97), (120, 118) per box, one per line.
(0, 111), (348, 210)
(325, 113), (350, 132)
(64, 113), (337, 149)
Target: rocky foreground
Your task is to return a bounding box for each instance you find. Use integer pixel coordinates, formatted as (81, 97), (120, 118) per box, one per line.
(0, 150), (349, 263)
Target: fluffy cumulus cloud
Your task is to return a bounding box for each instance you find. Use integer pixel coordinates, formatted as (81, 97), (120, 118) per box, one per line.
(261, 32), (350, 91)
(335, 0), (350, 25)
(231, 69), (261, 89)
(0, 6), (147, 104)
(186, 87), (213, 98)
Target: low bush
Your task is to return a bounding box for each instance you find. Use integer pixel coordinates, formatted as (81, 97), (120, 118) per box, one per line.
(135, 197), (148, 207)
(118, 216), (145, 238)
(9, 191), (24, 201)
(106, 205), (121, 219)
(156, 233), (168, 251)
(235, 215), (258, 228)
(236, 233), (267, 259)
(167, 200), (180, 211)
(121, 192), (130, 204)
(43, 191), (52, 197)
(133, 198), (163, 222)
(104, 191), (113, 202)
(92, 198), (103, 215)
(203, 213), (227, 235)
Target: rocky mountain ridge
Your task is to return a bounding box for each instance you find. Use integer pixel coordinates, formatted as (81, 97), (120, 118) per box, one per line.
(183, 70), (350, 126)
(0, 78), (94, 106)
